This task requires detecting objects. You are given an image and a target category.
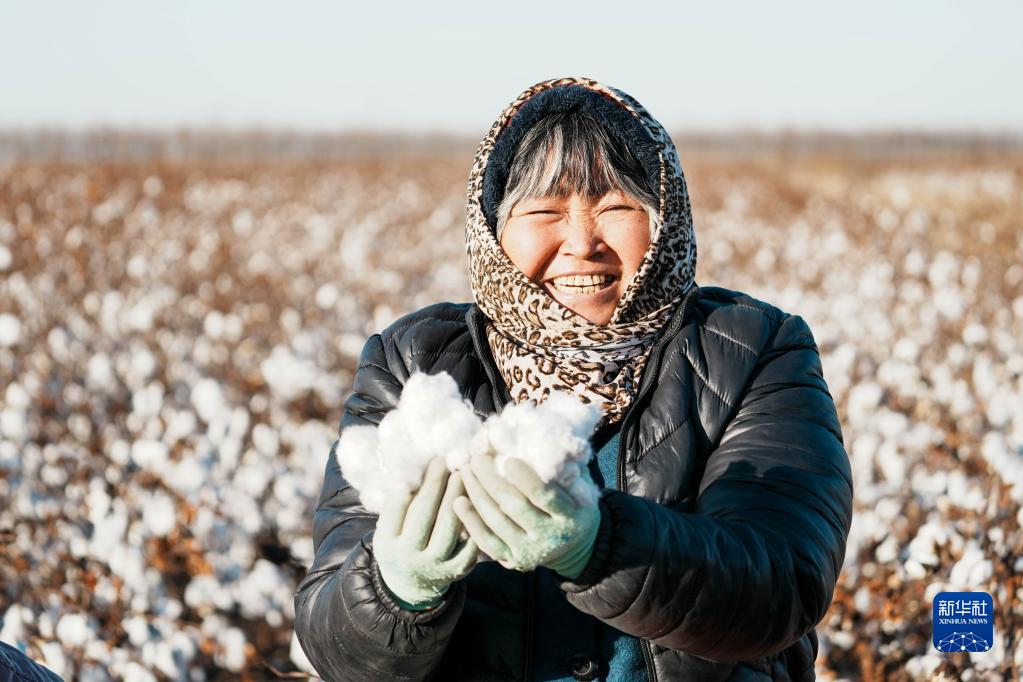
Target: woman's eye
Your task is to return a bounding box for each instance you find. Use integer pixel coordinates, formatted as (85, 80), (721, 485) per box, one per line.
(510, 210), (557, 219)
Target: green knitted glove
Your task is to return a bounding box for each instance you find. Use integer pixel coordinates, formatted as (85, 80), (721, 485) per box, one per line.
(373, 457), (479, 610)
(454, 452), (601, 579)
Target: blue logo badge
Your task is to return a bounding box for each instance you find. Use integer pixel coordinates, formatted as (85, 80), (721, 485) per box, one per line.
(932, 591), (994, 653)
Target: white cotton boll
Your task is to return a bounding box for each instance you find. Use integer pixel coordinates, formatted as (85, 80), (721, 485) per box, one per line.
(905, 652), (943, 678)
(251, 423), (279, 457)
(335, 425), (388, 512)
(874, 535), (900, 564)
(166, 455), (206, 496)
(394, 371), (482, 467)
(0, 313), (21, 347)
(192, 378), (228, 424)
(376, 413), (433, 491)
(487, 393), (601, 482)
(335, 425), (380, 483)
(38, 642), (67, 679)
(0, 408), (26, 442)
(87, 354), (116, 390)
(541, 391), (604, 442)
(336, 423), (412, 514)
(0, 604), (33, 643)
(215, 627), (248, 672)
(5, 382), (30, 411)
(56, 612), (93, 648)
(466, 426), (495, 465)
(949, 542), (993, 588)
(121, 617), (151, 650)
(130, 439), (169, 472)
(422, 393), (481, 466)
(481, 391), (603, 508)
(376, 371), (483, 491)
(118, 662), (156, 682)
(395, 370), (461, 417)
(142, 492), (177, 536)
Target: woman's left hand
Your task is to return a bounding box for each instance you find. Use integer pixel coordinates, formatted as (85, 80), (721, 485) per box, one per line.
(453, 452), (601, 579)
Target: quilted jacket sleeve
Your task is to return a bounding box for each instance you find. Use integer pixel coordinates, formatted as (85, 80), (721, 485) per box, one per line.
(557, 313), (854, 662)
(293, 332), (466, 682)
(0, 641), (63, 682)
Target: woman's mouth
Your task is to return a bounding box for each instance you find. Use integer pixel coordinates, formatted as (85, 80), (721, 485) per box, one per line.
(548, 274), (617, 295)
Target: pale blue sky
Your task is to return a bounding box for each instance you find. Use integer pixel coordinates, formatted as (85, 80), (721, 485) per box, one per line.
(2, 1), (1020, 134)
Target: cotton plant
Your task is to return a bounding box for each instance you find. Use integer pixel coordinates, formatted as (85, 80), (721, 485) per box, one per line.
(335, 370), (603, 516)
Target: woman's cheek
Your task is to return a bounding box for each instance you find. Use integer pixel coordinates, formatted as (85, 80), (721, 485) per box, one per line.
(607, 218), (651, 275)
(503, 226), (559, 281)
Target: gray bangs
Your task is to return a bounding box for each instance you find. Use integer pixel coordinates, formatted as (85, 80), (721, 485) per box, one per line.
(495, 111), (659, 240)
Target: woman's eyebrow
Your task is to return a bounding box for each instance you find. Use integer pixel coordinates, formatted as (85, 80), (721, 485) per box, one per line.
(596, 198), (635, 209)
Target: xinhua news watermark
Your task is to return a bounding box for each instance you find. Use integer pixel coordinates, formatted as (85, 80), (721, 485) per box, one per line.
(932, 591), (994, 653)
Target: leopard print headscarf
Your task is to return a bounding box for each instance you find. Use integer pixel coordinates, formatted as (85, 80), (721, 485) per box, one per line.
(465, 76), (697, 428)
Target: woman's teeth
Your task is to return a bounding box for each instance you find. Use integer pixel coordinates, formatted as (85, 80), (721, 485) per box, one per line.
(550, 274), (615, 294)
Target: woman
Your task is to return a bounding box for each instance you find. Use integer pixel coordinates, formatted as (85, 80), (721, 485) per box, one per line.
(293, 76), (854, 682)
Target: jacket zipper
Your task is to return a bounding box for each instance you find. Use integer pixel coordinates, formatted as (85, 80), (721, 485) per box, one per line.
(467, 306), (537, 681)
(467, 290), (697, 682)
(614, 286), (699, 682)
(614, 286), (699, 491)
(525, 569), (538, 682)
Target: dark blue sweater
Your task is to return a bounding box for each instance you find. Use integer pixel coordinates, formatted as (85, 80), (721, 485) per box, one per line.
(531, 423), (647, 681)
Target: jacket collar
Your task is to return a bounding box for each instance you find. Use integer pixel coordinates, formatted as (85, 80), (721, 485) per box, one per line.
(465, 304), (513, 410)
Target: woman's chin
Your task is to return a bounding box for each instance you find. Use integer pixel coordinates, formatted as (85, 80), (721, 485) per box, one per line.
(545, 284), (621, 325)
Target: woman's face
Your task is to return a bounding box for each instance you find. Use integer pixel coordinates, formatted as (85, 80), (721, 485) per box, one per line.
(499, 190), (651, 325)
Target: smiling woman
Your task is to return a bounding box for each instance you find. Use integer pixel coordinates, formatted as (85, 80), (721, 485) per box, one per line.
(294, 76), (854, 682)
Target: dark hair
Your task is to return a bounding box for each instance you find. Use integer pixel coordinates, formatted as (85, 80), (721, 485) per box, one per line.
(495, 111), (658, 239)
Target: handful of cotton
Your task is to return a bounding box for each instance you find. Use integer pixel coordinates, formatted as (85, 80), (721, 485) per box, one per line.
(473, 390), (604, 511)
(335, 370), (603, 516)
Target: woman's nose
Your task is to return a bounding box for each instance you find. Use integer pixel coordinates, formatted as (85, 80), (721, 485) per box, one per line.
(561, 214), (604, 258)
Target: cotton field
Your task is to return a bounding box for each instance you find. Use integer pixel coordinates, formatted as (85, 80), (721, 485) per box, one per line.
(0, 148), (1021, 680)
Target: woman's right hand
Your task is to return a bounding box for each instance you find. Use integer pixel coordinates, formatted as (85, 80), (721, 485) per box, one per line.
(373, 456), (479, 610)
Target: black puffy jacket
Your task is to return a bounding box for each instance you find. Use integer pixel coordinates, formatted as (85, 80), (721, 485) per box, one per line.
(0, 641), (62, 681)
(293, 284), (854, 681)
